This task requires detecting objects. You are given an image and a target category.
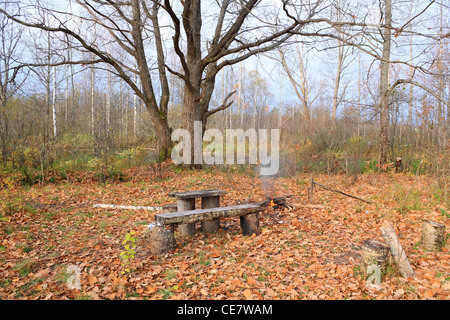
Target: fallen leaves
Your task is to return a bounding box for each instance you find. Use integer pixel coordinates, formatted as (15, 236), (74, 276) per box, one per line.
(0, 170), (449, 300)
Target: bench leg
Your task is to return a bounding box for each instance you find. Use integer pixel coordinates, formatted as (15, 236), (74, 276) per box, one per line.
(240, 212), (260, 236)
(177, 198), (196, 237)
(201, 196), (220, 233)
(149, 225), (174, 255)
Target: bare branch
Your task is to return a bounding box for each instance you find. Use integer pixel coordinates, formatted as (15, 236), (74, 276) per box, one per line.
(161, 0), (192, 90)
(205, 90), (236, 118)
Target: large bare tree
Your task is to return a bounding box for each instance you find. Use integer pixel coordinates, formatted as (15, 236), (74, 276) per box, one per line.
(0, 0), (172, 159)
(161, 0), (324, 164)
(0, 0), (324, 162)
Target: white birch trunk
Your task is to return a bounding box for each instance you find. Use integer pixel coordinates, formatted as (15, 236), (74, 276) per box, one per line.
(106, 68), (111, 136)
(380, 222), (415, 279)
(133, 73), (139, 140)
(91, 66), (95, 136)
(52, 66), (57, 139)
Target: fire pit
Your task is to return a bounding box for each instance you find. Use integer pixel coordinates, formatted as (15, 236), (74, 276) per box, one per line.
(255, 195), (294, 210)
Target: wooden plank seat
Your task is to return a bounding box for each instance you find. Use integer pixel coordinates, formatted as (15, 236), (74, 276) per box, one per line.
(156, 204), (262, 226)
(149, 204), (263, 255)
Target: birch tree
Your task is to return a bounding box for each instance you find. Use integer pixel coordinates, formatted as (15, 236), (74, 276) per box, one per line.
(277, 44), (324, 132)
(0, 7), (25, 161)
(0, 0), (333, 164)
(0, 0), (173, 159)
(284, 0), (448, 165)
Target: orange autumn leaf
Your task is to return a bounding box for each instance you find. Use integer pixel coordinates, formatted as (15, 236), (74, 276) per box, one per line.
(180, 264), (189, 271)
(242, 289), (252, 299)
(88, 275), (98, 286)
(422, 290), (435, 298)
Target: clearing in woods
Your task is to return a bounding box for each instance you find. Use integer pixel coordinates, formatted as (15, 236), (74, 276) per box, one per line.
(0, 163), (449, 300)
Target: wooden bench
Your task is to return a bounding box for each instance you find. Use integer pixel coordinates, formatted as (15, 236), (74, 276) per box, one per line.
(149, 204), (263, 255)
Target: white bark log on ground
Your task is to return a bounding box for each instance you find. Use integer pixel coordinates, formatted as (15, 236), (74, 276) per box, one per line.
(93, 204), (162, 211)
(380, 222), (415, 279)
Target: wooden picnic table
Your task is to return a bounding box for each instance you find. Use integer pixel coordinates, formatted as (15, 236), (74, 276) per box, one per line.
(168, 189), (227, 235)
(148, 189), (263, 255)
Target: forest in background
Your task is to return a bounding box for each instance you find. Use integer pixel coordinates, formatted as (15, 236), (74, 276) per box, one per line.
(0, 0), (448, 185)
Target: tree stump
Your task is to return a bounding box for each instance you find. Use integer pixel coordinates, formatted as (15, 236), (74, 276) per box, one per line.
(177, 198), (196, 236)
(201, 196), (220, 233)
(422, 220), (446, 251)
(240, 213), (260, 236)
(394, 157), (402, 172)
(148, 224), (174, 255)
(361, 239), (390, 278)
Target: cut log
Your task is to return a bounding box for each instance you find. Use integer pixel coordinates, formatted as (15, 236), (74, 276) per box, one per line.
(422, 220), (446, 251)
(201, 196), (220, 233)
(148, 224), (174, 255)
(177, 198), (196, 237)
(380, 222), (415, 279)
(240, 212), (260, 236)
(361, 239), (390, 279)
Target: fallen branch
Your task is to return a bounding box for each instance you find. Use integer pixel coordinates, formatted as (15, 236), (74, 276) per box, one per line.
(311, 179), (372, 204)
(93, 204), (163, 211)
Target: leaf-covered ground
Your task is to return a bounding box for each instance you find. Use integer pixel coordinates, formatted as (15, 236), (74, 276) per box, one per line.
(1, 164), (449, 300)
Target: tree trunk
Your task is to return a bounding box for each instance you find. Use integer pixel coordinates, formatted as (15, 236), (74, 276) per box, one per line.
(51, 66), (57, 139)
(179, 0), (203, 167)
(331, 1), (344, 125)
(131, 0), (172, 160)
(0, 96), (8, 163)
(90, 58), (95, 137)
(378, 0), (392, 166)
(332, 41), (343, 125)
(181, 86), (203, 167)
(106, 60), (111, 139)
